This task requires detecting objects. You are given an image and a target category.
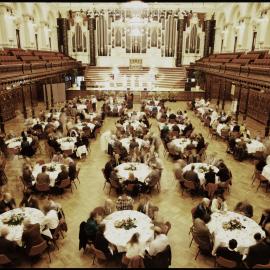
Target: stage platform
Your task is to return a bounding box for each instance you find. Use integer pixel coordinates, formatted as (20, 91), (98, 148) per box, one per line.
(66, 87), (205, 102)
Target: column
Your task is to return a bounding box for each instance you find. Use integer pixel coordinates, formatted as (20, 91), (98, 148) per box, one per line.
(29, 82), (35, 118)
(238, 17), (251, 51)
(88, 16), (96, 66)
(265, 110), (270, 137)
(235, 83), (242, 121)
(213, 27), (222, 53)
(222, 79), (226, 110)
(0, 5), (9, 47)
(57, 18), (69, 55)
(217, 79), (221, 106)
(243, 86), (250, 121)
(50, 77), (54, 108)
(38, 21), (48, 50)
(44, 81), (49, 110)
(203, 13), (216, 57)
(21, 85), (27, 119)
(223, 23), (233, 52)
(175, 15), (185, 66)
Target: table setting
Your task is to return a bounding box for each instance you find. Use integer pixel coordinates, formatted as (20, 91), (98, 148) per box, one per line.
(57, 137), (77, 151)
(170, 138), (198, 153)
(5, 137), (33, 149)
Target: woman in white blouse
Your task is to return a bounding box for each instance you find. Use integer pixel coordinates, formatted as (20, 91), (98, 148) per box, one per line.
(211, 195), (228, 213)
(125, 233), (145, 259)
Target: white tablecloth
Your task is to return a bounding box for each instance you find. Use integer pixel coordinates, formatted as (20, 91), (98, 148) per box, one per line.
(146, 100), (160, 106)
(197, 106), (212, 116)
(182, 163), (219, 186)
(123, 120), (146, 131)
(144, 105), (161, 112)
(5, 137), (33, 149)
(207, 211), (266, 255)
(116, 162), (152, 183)
(216, 123), (234, 136)
(109, 104), (122, 112)
(76, 104), (87, 112)
(246, 140), (266, 154)
(0, 207), (52, 246)
(32, 162), (66, 187)
(262, 164), (270, 183)
(84, 113), (97, 121)
(74, 122), (95, 131)
(46, 112), (60, 120)
(170, 138), (198, 153)
(120, 138), (144, 153)
(127, 112), (145, 121)
(57, 137), (77, 151)
(103, 210), (154, 253)
(159, 123), (186, 132)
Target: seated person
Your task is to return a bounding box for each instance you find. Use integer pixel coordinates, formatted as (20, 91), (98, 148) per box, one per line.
(85, 211), (99, 241)
(0, 193), (16, 214)
(51, 152), (64, 163)
(216, 162), (231, 182)
(55, 165), (69, 187)
(147, 226), (170, 257)
(0, 226), (21, 261)
(22, 165), (35, 188)
(256, 158), (267, 173)
(129, 138), (139, 153)
(193, 198), (211, 220)
(204, 167), (216, 185)
(116, 193), (134, 210)
(196, 133), (205, 153)
(137, 195), (158, 220)
(21, 136), (34, 157)
(244, 223), (270, 267)
(233, 137), (247, 161)
(22, 218), (44, 254)
(68, 161), (77, 181)
(104, 157), (117, 181)
(94, 223), (114, 258)
(123, 172), (141, 195)
(123, 233), (145, 262)
(216, 239), (243, 264)
(144, 168), (161, 192)
(259, 208), (270, 229)
(183, 165), (200, 190)
(104, 198), (115, 216)
(36, 166), (50, 186)
(19, 189), (39, 209)
(62, 153), (74, 166)
(234, 201), (253, 218)
(48, 137), (61, 153)
(41, 205), (59, 237)
(211, 195), (228, 213)
(192, 214), (213, 254)
(75, 137), (84, 148)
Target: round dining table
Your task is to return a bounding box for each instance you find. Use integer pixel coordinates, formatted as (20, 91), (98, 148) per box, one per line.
(120, 137), (145, 153)
(57, 137), (77, 152)
(207, 211), (266, 256)
(32, 162), (67, 187)
(5, 137), (32, 149)
(182, 162), (219, 186)
(123, 120), (146, 132)
(235, 138), (266, 154)
(0, 207), (52, 246)
(74, 122), (95, 131)
(116, 162), (152, 184)
(102, 210), (154, 253)
(170, 138), (198, 153)
(159, 123), (186, 133)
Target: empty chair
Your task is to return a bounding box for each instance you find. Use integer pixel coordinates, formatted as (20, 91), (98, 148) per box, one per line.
(89, 244), (107, 265)
(215, 256), (238, 268)
(28, 240), (51, 264)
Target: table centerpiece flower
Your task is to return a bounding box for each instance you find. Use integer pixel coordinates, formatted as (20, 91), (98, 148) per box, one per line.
(2, 213), (25, 226)
(222, 218), (246, 231)
(199, 166), (209, 173)
(114, 217), (137, 230)
(47, 164), (56, 172)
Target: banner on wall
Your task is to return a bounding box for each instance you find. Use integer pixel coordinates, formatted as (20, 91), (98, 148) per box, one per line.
(231, 84), (236, 96)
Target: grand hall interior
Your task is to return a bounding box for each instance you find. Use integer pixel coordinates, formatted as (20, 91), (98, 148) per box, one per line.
(0, 1), (269, 268)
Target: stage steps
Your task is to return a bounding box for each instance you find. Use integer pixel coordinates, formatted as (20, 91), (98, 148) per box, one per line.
(84, 66), (187, 89)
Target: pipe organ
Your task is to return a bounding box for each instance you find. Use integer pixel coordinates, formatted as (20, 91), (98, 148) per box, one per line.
(66, 7), (214, 67)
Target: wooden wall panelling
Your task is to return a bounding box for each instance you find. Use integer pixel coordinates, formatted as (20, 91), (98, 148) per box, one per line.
(239, 87), (248, 113)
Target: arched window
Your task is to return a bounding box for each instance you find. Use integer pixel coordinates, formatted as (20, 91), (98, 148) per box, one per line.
(151, 29), (157, 47)
(75, 23), (83, 52)
(190, 25), (197, 53)
(185, 24), (202, 54)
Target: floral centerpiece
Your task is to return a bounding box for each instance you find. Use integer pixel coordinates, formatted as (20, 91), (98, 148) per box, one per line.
(125, 164), (137, 171)
(65, 138), (74, 142)
(222, 218), (246, 231)
(199, 166), (209, 173)
(2, 213), (25, 226)
(15, 138), (22, 142)
(114, 218), (137, 230)
(47, 164), (56, 172)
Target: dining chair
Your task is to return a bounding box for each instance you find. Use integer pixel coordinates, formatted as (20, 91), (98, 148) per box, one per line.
(256, 174), (269, 193)
(214, 256), (238, 268)
(58, 178), (72, 194)
(28, 240), (51, 265)
(89, 244), (107, 265)
(0, 254), (12, 266)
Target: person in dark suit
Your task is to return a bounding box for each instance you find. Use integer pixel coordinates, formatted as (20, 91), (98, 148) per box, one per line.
(68, 161), (77, 181)
(0, 193), (16, 214)
(19, 189), (39, 209)
(196, 133), (205, 153)
(193, 198), (211, 220)
(0, 226), (20, 261)
(183, 165), (200, 189)
(22, 218), (44, 254)
(129, 138), (139, 153)
(104, 157), (116, 181)
(205, 167), (216, 185)
(21, 136), (34, 157)
(244, 223), (270, 267)
(216, 239), (243, 264)
(94, 223), (113, 258)
(55, 165), (69, 186)
(22, 165), (35, 188)
(36, 166), (50, 186)
(216, 162), (231, 182)
(256, 158), (267, 173)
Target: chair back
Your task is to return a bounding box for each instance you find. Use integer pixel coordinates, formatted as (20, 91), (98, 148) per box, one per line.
(259, 174), (268, 182)
(253, 263), (270, 268)
(102, 168), (109, 181)
(37, 160), (45, 165)
(0, 254), (11, 265)
(127, 255), (145, 268)
(216, 256), (238, 268)
(28, 240), (48, 257)
(63, 149), (73, 156)
(36, 183), (50, 192)
(205, 183), (218, 199)
(183, 180), (196, 190)
(110, 178), (121, 189)
(52, 223), (62, 240)
(163, 221), (171, 235)
(58, 178), (71, 189)
(90, 244), (107, 261)
(191, 207), (197, 220)
(125, 183), (136, 192)
(75, 168), (80, 179)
